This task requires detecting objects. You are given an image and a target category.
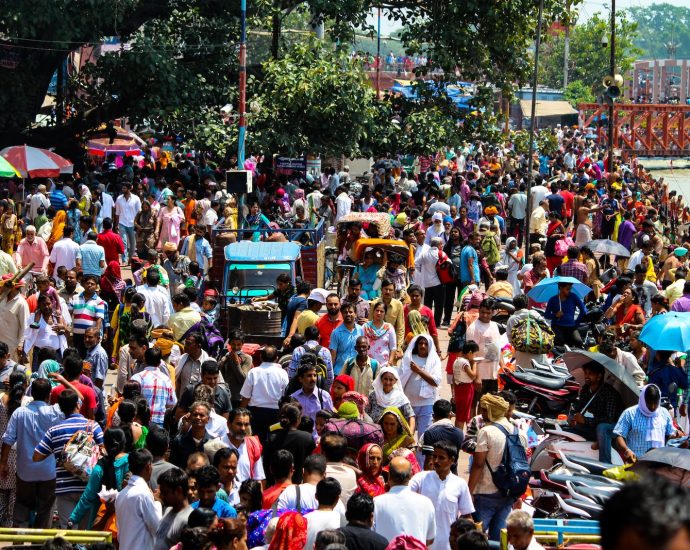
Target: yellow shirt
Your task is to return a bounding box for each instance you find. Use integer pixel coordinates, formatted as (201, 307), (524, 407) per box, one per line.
(168, 306), (202, 341)
(296, 309), (319, 334)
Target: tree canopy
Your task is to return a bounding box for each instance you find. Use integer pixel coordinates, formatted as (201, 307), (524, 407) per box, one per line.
(628, 3), (690, 60)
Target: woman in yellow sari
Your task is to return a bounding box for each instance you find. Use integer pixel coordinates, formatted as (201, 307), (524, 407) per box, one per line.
(378, 406), (415, 462)
(47, 210), (67, 250)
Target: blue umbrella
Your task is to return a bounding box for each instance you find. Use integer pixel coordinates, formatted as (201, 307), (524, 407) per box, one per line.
(639, 311), (690, 352)
(527, 276), (592, 303)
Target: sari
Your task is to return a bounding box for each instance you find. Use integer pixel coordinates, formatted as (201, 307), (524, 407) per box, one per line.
(356, 443), (385, 497)
(267, 511), (308, 550)
(100, 261), (126, 308)
(30, 360), (61, 388)
(47, 210), (66, 250)
(380, 406), (415, 460)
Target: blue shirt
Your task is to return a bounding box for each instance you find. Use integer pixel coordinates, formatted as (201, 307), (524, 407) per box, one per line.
(459, 245), (479, 283)
(192, 497), (237, 518)
(181, 236), (213, 273)
(329, 323), (364, 374)
(613, 405), (675, 458)
(544, 293), (587, 327)
(85, 344), (109, 383)
(49, 190), (68, 211)
(291, 388), (334, 423)
(2, 400), (63, 482)
(78, 241), (106, 276)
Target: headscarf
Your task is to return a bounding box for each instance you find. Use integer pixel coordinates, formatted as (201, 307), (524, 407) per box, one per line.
(338, 401), (360, 420)
(100, 260), (125, 298)
(380, 406), (413, 438)
(80, 184), (92, 200)
(637, 384), (669, 449)
(383, 447), (422, 475)
(47, 210), (66, 249)
(31, 360), (61, 388)
(484, 206), (498, 216)
(639, 384), (661, 417)
(385, 535), (427, 550)
(407, 310), (429, 340)
(330, 374), (355, 402)
(479, 393), (509, 422)
(342, 391), (368, 418)
(267, 511), (307, 550)
(293, 188), (305, 200)
(372, 367), (410, 410)
(399, 335), (441, 401)
(356, 443), (385, 497)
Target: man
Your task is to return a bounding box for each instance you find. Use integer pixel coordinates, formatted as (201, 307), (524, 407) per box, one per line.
(116, 449), (163, 550)
(554, 246), (589, 284)
(169, 402), (213, 468)
(78, 231), (106, 276)
(220, 329), (253, 410)
(567, 361), (623, 462)
(33, 389), (105, 529)
(58, 269), (83, 314)
(468, 394), (527, 541)
(240, 346), (289, 442)
(180, 223), (213, 276)
(0, 378), (63, 528)
(162, 241), (191, 290)
(220, 408), (266, 483)
(0, 274), (29, 361)
(70, 274), (106, 357)
(191, 464), (237, 518)
(341, 278), (370, 324)
(665, 268), (687, 306)
(50, 353), (98, 418)
(459, 233), (480, 289)
(528, 199), (548, 245)
(316, 293), (342, 348)
(425, 212), (447, 245)
(285, 290), (326, 343)
(114, 181), (142, 263)
(154, 468), (193, 550)
(546, 183), (565, 218)
(330, 304), (365, 376)
(544, 282), (587, 348)
(0, 243), (17, 277)
(598, 333), (646, 386)
(176, 332), (211, 395)
(29, 184), (51, 222)
(465, 299), (504, 400)
(277, 454), (344, 513)
(505, 511), (545, 550)
(146, 427), (178, 491)
(373, 456), (436, 546)
(339, 493), (388, 550)
(335, 185), (352, 224)
(263, 450), (295, 508)
(84, 327), (108, 388)
(671, 280), (690, 313)
(289, 326), (334, 385)
(370, 280), (404, 361)
(14, 225), (50, 274)
(49, 225), (81, 276)
(417, 236), (445, 327)
(176, 359), (231, 420)
(507, 185), (527, 248)
(304, 478), (345, 550)
(96, 217), (125, 265)
(132, 347), (177, 427)
(168, 292), (201, 341)
(418, 400), (464, 468)
(49, 182), (68, 211)
(410, 441), (474, 550)
(291, 363), (335, 424)
(321, 434), (357, 507)
(116, 328), (149, 393)
(96, 184), (115, 230)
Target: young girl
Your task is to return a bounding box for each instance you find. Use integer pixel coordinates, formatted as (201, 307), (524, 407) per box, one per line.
(451, 340), (479, 430)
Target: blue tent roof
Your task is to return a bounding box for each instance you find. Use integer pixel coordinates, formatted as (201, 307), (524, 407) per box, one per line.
(224, 241), (301, 262)
(390, 80), (474, 110)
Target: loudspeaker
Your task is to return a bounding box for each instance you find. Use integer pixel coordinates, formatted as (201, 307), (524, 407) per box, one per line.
(226, 170), (253, 194)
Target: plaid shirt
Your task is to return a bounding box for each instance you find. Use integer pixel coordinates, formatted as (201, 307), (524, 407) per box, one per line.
(574, 383), (623, 427)
(131, 367), (177, 426)
(555, 260), (590, 284)
(613, 406), (675, 457)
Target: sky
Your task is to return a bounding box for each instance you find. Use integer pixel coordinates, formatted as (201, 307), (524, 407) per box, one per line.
(367, 0), (690, 37)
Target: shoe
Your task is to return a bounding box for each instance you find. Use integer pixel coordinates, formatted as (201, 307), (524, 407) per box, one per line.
(441, 322), (450, 328)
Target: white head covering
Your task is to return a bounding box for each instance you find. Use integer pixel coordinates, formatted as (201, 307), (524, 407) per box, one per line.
(80, 184), (92, 199)
(637, 384), (668, 450)
(372, 366), (410, 409)
(399, 334), (442, 400)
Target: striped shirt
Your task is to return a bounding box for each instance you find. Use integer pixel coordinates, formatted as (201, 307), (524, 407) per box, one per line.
(49, 190), (68, 211)
(35, 414), (104, 494)
(71, 292), (106, 335)
(131, 367), (177, 426)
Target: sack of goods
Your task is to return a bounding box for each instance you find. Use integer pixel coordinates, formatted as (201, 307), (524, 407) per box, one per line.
(510, 316), (554, 354)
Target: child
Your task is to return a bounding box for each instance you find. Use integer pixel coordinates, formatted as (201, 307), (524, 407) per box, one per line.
(202, 295), (219, 324)
(184, 261), (203, 290)
(373, 255), (408, 300)
(190, 464), (237, 518)
(451, 340), (479, 430)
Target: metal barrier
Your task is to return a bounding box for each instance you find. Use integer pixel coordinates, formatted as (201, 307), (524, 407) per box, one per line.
(500, 518), (600, 549)
(0, 527), (113, 544)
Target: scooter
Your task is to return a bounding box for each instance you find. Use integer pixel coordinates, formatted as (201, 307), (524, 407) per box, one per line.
(499, 367), (580, 415)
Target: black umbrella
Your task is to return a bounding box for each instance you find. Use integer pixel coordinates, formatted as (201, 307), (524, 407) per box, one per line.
(634, 447), (690, 471)
(586, 239), (631, 258)
(563, 350), (640, 408)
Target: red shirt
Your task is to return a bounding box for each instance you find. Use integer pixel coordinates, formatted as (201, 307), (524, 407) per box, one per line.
(316, 313), (342, 348)
(97, 230), (125, 265)
(262, 481), (292, 509)
(51, 382), (98, 416)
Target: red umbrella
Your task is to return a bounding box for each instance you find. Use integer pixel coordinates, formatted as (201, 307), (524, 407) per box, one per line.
(0, 145), (73, 178)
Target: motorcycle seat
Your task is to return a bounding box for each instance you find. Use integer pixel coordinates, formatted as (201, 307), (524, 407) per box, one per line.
(549, 473), (622, 487)
(513, 371), (567, 390)
(572, 485), (613, 504)
(563, 498), (603, 517)
(565, 455), (616, 476)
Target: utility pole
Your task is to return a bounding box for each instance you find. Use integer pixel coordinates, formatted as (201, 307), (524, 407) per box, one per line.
(376, 8), (382, 99)
(563, 0), (571, 88)
(524, 0), (545, 258)
(238, 0), (247, 168)
(607, 0), (616, 173)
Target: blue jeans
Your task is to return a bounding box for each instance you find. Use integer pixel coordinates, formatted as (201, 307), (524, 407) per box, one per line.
(474, 493), (515, 541)
(118, 224), (136, 262)
(596, 423), (615, 463)
(413, 404), (434, 466)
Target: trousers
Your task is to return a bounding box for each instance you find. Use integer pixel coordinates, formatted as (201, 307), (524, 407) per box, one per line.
(14, 476), (56, 528)
(118, 224), (136, 262)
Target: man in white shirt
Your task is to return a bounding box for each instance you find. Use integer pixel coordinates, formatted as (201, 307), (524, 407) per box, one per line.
(97, 184), (115, 231)
(335, 186), (352, 223)
(304, 478), (346, 550)
(28, 184), (50, 222)
(49, 226), (81, 276)
(409, 442), (474, 550)
(374, 456), (435, 545)
(116, 449), (163, 550)
(239, 345), (289, 442)
(416, 237), (444, 327)
(276, 454), (346, 514)
(136, 269), (171, 327)
(220, 409), (266, 483)
(114, 181), (142, 263)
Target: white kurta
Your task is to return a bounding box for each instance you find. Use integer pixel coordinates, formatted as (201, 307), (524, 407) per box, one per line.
(0, 294), (29, 361)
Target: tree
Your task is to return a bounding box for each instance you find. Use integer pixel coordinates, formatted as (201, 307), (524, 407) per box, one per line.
(563, 80), (596, 108)
(627, 4), (690, 60)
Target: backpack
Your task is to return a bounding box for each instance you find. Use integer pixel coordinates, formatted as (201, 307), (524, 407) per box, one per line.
(481, 233), (501, 265)
(62, 422), (101, 482)
(510, 315), (554, 354)
(447, 313), (467, 353)
(182, 319), (224, 358)
(487, 423), (531, 499)
(321, 418), (384, 454)
(284, 346), (329, 396)
(436, 250), (457, 285)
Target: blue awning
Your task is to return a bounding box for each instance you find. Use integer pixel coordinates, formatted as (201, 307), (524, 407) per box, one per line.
(224, 241), (301, 262)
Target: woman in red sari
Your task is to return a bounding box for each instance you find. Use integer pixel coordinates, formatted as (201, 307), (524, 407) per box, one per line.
(605, 287), (645, 339)
(356, 443), (385, 497)
(545, 211), (566, 274)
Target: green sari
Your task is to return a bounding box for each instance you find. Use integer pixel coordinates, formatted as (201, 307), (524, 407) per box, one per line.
(380, 406), (415, 460)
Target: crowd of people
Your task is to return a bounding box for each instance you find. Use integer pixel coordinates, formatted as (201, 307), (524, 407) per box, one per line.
(0, 127), (687, 550)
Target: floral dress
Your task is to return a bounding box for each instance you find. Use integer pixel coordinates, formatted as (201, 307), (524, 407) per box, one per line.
(364, 321), (397, 367)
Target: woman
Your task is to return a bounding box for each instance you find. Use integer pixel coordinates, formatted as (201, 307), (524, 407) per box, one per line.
(379, 406), (416, 462)
(651, 294), (669, 317)
(239, 479), (263, 514)
(67, 200), (82, 243)
(0, 372), (27, 526)
(501, 237), (522, 294)
(155, 194), (185, 249)
(78, 185), (92, 217)
(23, 293), (69, 367)
(356, 443), (385, 497)
(117, 399), (147, 450)
(366, 366), (415, 430)
(47, 209), (66, 250)
(443, 227), (463, 325)
(364, 302), (397, 367)
(403, 284), (441, 353)
(69, 428), (129, 529)
(330, 375), (354, 412)
(399, 334), (441, 439)
(242, 201), (271, 242)
(629, 330), (649, 366)
(110, 287), (135, 362)
(117, 292), (152, 348)
(268, 512), (308, 550)
(264, 403), (315, 484)
(353, 250), (380, 300)
(606, 287), (645, 339)
(545, 211), (566, 274)
(208, 518), (248, 550)
(454, 206), (475, 242)
(614, 384), (677, 463)
(134, 199), (156, 256)
(100, 261), (126, 313)
(0, 201), (17, 254)
(106, 380), (141, 428)
(581, 246), (603, 299)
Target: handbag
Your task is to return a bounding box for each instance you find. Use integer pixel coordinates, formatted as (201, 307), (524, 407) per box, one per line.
(62, 422), (101, 482)
(554, 236), (575, 257)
